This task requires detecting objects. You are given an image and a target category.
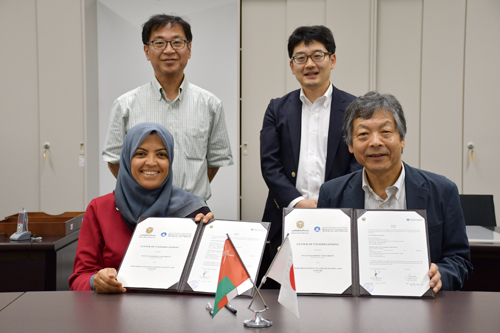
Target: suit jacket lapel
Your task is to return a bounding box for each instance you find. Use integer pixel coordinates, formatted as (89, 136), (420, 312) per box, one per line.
(404, 163), (429, 210)
(286, 91), (302, 169)
(325, 85), (346, 179)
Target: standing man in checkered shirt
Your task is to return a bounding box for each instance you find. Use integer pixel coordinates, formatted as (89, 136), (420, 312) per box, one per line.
(102, 14), (233, 201)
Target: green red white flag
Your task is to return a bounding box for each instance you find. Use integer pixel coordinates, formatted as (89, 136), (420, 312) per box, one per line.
(266, 236), (299, 318)
(212, 238), (252, 317)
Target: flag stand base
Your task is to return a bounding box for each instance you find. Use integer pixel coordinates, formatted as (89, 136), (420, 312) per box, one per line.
(243, 311), (272, 328)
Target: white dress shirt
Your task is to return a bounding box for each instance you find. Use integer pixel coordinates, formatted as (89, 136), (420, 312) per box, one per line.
(102, 77), (233, 201)
(289, 85), (332, 208)
(362, 162), (407, 210)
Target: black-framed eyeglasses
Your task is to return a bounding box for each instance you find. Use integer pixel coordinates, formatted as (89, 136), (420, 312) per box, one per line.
(291, 51), (332, 64)
(146, 39), (189, 50)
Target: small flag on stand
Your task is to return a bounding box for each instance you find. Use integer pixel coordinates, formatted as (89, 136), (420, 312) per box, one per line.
(265, 236), (299, 318)
(212, 237), (252, 317)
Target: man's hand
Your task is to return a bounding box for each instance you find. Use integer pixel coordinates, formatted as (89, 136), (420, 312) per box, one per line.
(195, 212), (214, 224)
(108, 162), (120, 179)
(94, 268), (126, 294)
(428, 263), (442, 294)
(294, 199), (318, 208)
(207, 167), (219, 183)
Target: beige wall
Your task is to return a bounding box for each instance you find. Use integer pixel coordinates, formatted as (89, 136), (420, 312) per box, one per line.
(1, 0), (499, 224)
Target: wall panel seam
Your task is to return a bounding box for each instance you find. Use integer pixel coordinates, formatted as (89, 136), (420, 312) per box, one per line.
(369, 0), (378, 91)
(461, 0), (468, 193)
(418, 0), (424, 170)
(81, 0), (88, 209)
(35, 0), (42, 210)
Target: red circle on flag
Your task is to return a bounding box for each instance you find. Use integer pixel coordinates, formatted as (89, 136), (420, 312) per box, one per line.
(289, 264), (296, 291)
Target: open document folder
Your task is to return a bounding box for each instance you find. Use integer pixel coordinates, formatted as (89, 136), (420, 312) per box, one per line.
(117, 218), (269, 294)
(283, 208), (434, 298)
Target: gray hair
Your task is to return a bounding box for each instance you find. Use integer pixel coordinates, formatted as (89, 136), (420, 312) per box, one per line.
(343, 91), (407, 146)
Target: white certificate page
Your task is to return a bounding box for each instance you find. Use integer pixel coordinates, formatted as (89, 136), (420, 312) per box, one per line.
(357, 211), (430, 297)
(187, 220), (268, 293)
(284, 209), (352, 294)
(118, 217), (197, 289)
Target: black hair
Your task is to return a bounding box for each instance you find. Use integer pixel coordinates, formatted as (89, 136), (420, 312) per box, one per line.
(142, 14), (192, 45)
(287, 25), (336, 58)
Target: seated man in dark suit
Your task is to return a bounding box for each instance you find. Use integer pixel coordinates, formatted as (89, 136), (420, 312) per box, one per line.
(318, 91), (472, 293)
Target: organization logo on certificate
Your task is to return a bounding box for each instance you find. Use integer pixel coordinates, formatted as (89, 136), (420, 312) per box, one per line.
(146, 227), (154, 234)
(296, 221), (304, 229)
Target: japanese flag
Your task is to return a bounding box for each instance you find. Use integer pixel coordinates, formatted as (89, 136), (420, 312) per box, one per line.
(266, 236), (299, 318)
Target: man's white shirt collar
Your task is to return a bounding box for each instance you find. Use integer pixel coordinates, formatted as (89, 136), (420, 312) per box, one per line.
(299, 83), (332, 108)
(152, 76), (186, 102)
(362, 162), (406, 202)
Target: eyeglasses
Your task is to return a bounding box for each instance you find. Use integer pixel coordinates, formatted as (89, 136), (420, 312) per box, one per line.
(291, 51), (332, 64)
(147, 39), (189, 50)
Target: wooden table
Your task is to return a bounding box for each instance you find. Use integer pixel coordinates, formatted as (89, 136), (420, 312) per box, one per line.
(0, 290), (499, 332)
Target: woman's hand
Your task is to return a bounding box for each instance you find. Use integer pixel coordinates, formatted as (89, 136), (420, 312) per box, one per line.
(195, 212), (214, 224)
(94, 268), (127, 294)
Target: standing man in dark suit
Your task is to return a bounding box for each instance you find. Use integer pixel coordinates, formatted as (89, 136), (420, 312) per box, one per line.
(318, 91), (473, 292)
(260, 26), (361, 279)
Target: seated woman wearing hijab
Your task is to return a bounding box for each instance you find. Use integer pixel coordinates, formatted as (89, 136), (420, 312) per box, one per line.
(69, 123), (213, 293)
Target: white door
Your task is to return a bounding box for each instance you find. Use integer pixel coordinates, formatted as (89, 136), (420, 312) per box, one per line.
(0, 0), (40, 219)
(0, 0), (85, 220)
(463, 0), (500, 222)
(240, 0), (374, 221)
(37, 0), (85, 214)
(241, 0), (288, 222)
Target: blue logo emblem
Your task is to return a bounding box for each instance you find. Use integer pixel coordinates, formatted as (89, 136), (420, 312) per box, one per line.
(161, 232), (167, 237)
(314, 226), (321, 232)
